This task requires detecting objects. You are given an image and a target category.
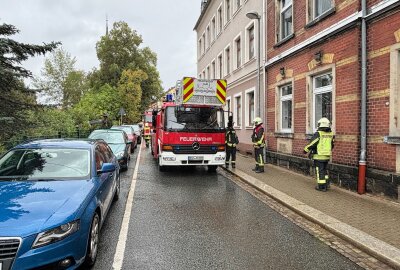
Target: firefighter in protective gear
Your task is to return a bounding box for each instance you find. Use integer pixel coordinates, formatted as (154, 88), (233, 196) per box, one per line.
(225, 119), (239, 168)
(304, 117), (335, 192)
(144, 123), (151, 147)
(251, 117), (265, 173)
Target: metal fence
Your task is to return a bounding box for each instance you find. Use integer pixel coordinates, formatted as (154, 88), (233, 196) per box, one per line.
(1, 130), (92, 153)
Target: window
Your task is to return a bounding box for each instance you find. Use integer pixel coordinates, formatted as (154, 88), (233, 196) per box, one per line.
(227, 97), (231, 113)
(199, 73), (202, 79)
(225, 0), (231, 23)
(207, 26), (210, 48)
(246, 90), (255, 127)
(279, 0), (293, 41)
(234, 95), (242, 127)
(198, 39), (202, 57)
(202, 70), (206, 79)
(212, 17), (216, 41)
(310, 0), (333, 20)
(206, 66), (210, 79)
(202, 33), (206, 53)
(313, 73), (332, 131)
(212, 60), (216, 79)
(218, 6), (223, 33)
(235, 37), (241, 68)
(225, 47), (230, 75)
(218, 54), (223, 78)
(280, 84), (293, 132)
(236, 0), (241, 10)
(248, 25), (255, 59)
(226, 97), (231, 126)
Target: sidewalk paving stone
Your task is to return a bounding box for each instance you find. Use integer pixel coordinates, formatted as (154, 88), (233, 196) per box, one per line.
(223, 153), (400, 268)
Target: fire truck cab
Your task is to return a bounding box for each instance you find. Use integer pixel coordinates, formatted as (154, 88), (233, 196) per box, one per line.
(151, 77), (227, 172)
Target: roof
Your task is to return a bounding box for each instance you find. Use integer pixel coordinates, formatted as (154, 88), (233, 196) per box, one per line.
(15, 139), (96, 149)
(194, 0), (212, 31)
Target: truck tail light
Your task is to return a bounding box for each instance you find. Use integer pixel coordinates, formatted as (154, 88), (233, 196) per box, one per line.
(162, 145), (173, 151)
(217, 145), (225, 151)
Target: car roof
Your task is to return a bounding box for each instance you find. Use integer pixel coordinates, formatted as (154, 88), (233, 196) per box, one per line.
(15, 139), (97, 150)
(91, 129), (125, 133)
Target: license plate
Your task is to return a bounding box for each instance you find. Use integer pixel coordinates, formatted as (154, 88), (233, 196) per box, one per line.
(188, 156), (203, 161)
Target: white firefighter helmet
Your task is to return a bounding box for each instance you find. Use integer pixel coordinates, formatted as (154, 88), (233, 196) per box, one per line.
(318, 117), (331, 128)
(253, 117), (262, 126)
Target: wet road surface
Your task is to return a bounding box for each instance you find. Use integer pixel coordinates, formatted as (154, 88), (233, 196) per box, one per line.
(109, 145), (362, 270)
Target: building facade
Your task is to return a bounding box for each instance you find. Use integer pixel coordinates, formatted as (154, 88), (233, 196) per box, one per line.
(265, 0), (400, 199)
(194, 0), (265, 154)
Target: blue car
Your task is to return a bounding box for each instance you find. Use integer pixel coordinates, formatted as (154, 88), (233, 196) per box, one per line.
(0, 139), (120, 270)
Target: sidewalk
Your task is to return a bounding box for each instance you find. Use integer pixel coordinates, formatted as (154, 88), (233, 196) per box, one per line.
(224, 153), (400, 269)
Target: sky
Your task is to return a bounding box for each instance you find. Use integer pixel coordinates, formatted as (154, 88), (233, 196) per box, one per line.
(1, 0), (201, 90)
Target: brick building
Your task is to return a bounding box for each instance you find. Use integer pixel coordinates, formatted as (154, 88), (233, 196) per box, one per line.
(265, 0), (400, 199)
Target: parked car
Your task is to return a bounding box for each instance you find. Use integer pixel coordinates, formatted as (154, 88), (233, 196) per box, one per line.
(89, 129), (131, 170)
(0, 139), (120, 270)
(112, 125), (137, 152)
(124, 124), (141, 144)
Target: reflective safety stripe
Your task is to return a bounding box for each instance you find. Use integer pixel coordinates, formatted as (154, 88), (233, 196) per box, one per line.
(259, 154), (264, 166)
(316, 167), (326, 184)
(312, 154), (330, 160)
(227, 143), (236, 147)
(231, 161), (236, 163)
(304, 137), (319, 153)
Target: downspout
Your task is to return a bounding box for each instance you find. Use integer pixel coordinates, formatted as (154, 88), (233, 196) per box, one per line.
(358, 0), (367, 194)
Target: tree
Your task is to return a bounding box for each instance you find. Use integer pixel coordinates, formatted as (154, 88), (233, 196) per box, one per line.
(34, 47), (86, 109)
(117, 69), (147, 123)
(0, 23), (59, 139)
(95, 21), (163, 113)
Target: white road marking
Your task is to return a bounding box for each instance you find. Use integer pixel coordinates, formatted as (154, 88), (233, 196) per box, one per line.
(112, 141), (143, 269)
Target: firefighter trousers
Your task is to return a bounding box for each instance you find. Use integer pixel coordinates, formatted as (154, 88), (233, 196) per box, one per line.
(225, 146), (236, 167)
(254, 147), (265, 168)
(314, 160), (329, 190)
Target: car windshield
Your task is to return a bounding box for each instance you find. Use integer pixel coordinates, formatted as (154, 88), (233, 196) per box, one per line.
(131, 125), (140, 132)
(144, 115), (152, 122)
(165, 106), (224, 132)
(113, 126), (133, 135)
(89, 132), (125, 144)
(0, 148), (90, 181)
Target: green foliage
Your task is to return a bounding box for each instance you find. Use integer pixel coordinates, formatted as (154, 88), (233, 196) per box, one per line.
(0, 23), (59, 141)
(117, 69), (147, 123)
(34, 48), (87, 108)
(95, 21), (163, 115)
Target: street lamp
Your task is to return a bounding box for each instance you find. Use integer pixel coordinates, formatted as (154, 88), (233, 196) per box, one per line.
(246, 11), (262, 121)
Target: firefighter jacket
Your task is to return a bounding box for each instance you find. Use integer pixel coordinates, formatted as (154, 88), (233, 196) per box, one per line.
(225, 128), (239, 147)
(252, 125), (265, 148)
(304, 128), (335, 160)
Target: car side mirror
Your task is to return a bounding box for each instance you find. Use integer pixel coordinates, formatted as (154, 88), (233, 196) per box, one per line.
(97, 163), (116, 174)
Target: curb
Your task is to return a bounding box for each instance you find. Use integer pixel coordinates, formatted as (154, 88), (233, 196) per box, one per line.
(222, 166), (400, 270)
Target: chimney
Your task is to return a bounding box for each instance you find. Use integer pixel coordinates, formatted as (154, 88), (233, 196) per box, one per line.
(201, 0), (208, 12)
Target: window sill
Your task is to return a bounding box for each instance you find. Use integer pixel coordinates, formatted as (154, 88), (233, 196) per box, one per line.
(305, 133), (314, 140)
(274, 33), (295, 48)
(243, 57), (256, 67)
(305, 7), (336, 29)
(384, 136), (400, 145)
(245, 126), (253, 130)
(232, 66), (242, 74)
(234, 126), (242, 130)
(274, 132), (294, 139)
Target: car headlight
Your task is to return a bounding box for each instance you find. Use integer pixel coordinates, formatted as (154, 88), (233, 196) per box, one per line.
(32, 220), (80, 248)
(116, 152), (124, 158)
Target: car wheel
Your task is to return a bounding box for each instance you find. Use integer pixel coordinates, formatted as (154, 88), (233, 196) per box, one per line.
(84, 213), (100, 267)
(113, 174), (120, 201)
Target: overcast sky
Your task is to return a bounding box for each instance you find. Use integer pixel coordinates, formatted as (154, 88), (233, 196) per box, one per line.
(1, 0), (201, 90)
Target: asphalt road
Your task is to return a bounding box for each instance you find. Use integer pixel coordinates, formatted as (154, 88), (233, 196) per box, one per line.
(87, 144), (362, 270)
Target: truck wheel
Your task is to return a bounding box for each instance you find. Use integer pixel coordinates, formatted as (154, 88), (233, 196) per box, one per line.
(208, 165), (218, 172)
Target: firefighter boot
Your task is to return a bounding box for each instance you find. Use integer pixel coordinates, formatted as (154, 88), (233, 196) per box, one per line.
(256, 166), (264, 173)
(252, 164), (259, 172)
(325, 175), (330, 190)
(232, 162), (236, 169)
(225, 162), (229, 169)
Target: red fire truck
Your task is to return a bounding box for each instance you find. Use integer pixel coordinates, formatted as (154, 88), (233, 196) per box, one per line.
(151, 77), (227, 172)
